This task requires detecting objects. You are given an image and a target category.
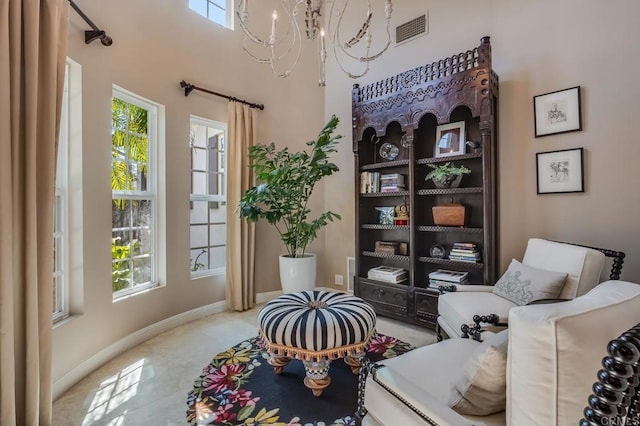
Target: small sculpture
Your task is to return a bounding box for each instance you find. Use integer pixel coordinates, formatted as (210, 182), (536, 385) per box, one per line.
(394, 202), (409, 225)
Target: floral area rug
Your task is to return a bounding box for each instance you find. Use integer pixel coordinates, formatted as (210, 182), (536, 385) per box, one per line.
(186, 333), (414, 425)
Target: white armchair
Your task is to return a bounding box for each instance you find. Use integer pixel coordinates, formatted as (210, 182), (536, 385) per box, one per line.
(436, 238), (624, 340)
(359, 280), (640, 426)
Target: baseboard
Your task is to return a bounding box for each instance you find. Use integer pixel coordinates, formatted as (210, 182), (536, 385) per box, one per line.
(53, 289), (284, 401)
(52, 300), (227, 401)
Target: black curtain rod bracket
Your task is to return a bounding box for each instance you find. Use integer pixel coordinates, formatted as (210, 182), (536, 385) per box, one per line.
(179, 80), (264, 111)
(69, 0), (113, 46)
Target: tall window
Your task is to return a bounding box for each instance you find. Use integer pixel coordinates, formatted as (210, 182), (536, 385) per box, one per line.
(189, 116), (227, 277)
(53, 61), (70, 322)
(189, 0), (233, 29)
(111, 88), (159, 298)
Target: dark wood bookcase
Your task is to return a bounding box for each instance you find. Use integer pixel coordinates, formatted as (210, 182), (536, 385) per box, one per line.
(352, 37), (499, 330)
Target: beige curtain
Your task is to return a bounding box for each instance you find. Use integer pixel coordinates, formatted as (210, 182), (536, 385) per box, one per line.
(226, 102), (257, 311)
(0, 0), (68, 424)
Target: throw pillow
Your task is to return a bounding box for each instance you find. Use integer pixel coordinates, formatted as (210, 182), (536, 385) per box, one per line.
(449, 330), (509, 416)
(492, 259), (568, 306)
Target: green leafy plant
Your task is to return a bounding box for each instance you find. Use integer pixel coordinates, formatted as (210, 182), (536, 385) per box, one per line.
(191, 249), (206, 272)
(111, 237), (140, 292)
(425, 162), (471, 186)
(238, 115), (342, 258)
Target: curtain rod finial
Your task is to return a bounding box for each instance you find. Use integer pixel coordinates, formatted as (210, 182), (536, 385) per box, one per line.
(180, 80), (195, 97)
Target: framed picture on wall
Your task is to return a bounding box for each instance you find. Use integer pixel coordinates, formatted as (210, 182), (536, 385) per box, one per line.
(536, 147), (584, 194)
(435, 121), (466, 158)
(533, 86), (582, 137)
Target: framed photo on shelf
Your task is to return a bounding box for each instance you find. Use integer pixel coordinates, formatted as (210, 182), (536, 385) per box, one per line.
(536, 147), (584, 194)
(533, 86), (582, 137)
(435, 121), (466, 158)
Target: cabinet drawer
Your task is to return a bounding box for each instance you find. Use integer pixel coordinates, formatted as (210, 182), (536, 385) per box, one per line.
(414, 289), (439, 324)
(357, 278), (408, 316)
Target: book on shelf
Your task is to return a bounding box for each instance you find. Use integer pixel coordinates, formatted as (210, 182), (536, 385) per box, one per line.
(360, 171), (382, 194)
(368, 266), (408, 283)
(448, 256), (481, 263)
(380, 173), (405, 185)
(380, 185), (405, 193)
(428, 269), (469, 283)
(452, 242), (478, 249)
(428, 278), (469, 289)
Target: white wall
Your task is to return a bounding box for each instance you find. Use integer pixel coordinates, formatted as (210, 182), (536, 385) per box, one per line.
(322, 0), (640, 287)
(53, 0), (324, 396)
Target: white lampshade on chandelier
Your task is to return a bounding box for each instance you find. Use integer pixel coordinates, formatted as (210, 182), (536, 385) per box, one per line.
(236, 0), (393, 86)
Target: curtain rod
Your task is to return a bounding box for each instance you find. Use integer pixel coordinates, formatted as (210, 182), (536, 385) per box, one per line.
(179, 80), (265, 111)
(69, 0), (113, 46)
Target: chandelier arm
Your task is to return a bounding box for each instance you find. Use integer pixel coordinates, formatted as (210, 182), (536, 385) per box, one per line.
(269, 2), (305, 79)
(344, 10), (371, 48)
(332, 39), (371, 79)
(332, 2), (392, 62)
(240, 2), (303, 67)
(236, 0), (300, 48)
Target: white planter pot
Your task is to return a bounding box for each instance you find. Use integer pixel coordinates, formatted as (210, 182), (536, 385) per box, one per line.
(279, 253), (317, 294)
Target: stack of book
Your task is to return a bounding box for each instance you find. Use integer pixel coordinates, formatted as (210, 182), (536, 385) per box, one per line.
(360, 172), (380, 193)
(368, 266), (408, 284)
(448, 242), (481, 263)
(380, 173), (405, 192)
(428, 269), (469, 289)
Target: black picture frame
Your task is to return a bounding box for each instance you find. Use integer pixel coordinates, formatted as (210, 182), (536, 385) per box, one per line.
(536, 147), (584, 194)
(533, 86), (582, 137)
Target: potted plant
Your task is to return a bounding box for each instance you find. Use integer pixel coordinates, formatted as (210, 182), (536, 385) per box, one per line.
(425, 162), (471, 188)
(238, 115), (342, 293)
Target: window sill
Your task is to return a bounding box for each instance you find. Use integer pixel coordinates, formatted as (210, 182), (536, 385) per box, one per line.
(112, 282), (163, 303)
(191, 268), (225, 280)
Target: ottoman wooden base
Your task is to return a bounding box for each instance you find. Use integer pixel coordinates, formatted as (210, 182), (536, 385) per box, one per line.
(267, 355), (291, 375)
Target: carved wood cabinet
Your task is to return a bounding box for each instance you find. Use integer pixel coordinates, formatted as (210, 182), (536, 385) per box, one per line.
(352, 37), (499, 330)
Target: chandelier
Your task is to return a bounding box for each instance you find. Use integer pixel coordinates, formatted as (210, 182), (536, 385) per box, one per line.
(236, 0), (393, 86)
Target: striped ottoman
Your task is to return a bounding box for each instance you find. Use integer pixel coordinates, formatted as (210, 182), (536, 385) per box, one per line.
(258, 290), (376, 396)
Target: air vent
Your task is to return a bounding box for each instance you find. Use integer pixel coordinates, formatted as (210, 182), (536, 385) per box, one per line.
(396, 14), (427, 45)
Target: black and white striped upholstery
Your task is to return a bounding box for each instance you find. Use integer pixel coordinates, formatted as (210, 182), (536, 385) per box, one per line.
(258, 290), (376, 361)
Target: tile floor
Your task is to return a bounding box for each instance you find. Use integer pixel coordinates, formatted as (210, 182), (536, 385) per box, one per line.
(52, 303), (437, 425)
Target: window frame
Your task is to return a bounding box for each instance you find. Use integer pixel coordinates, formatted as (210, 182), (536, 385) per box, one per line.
(189, 115), (228, 279)
(111, 86), (160, 300)
(53, 61), (71, 323)
(189, 0), (234, 29)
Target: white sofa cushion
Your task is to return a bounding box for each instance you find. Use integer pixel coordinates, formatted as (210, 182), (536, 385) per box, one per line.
(507, 280), (640, 425)
(450, 330), (509, 415)
(492, 259), (568, 305)
(521, 238), (605, 299)
(438, 292), (517, 337)
(365, 337), (505, 426)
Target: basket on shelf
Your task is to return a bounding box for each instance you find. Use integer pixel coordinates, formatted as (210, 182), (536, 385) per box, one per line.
(432, 202), (465, 227)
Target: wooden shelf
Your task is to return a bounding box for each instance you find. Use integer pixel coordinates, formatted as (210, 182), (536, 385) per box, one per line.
(417, 187), (483, 195)
(417, 226), (483, 233)
(362, 224), (410, 230)
(417, 152), (482, 164)
(362, 251), (410, 262)
(417, 256), (485, 269)
(361, 159), (410, 171)
(361, 191), (410, 197)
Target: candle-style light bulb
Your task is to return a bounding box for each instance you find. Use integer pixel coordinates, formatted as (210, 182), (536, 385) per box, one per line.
(270, 10), (277, 44)
(320, 28), (326, 52)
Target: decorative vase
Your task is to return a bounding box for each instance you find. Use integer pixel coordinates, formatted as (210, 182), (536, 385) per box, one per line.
(434, 174), (463, 189)
(279, 253), (317, 294)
